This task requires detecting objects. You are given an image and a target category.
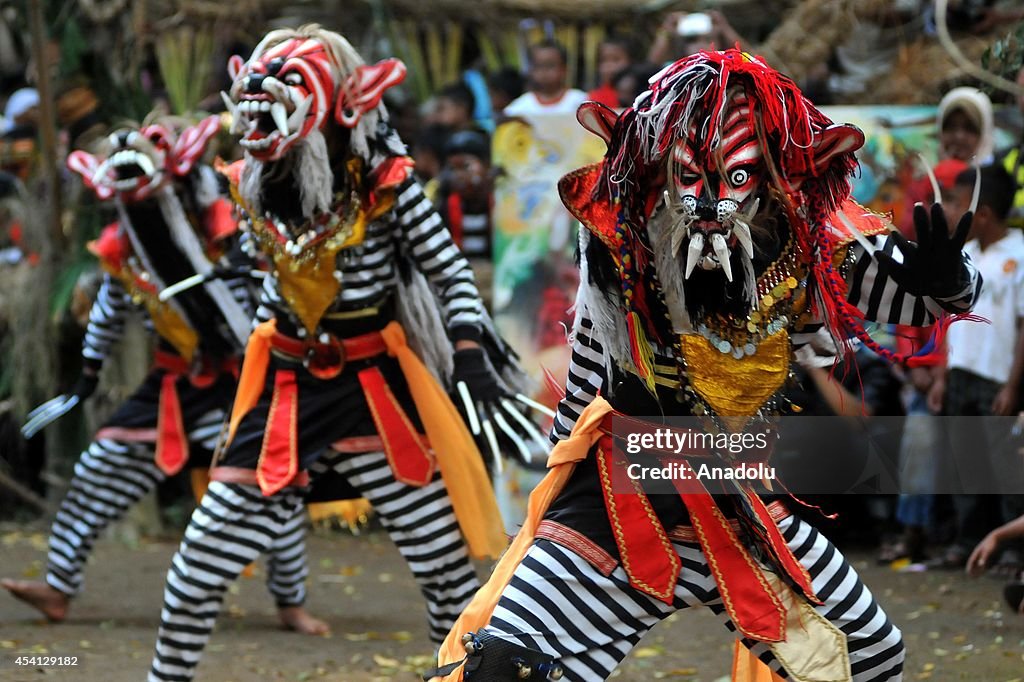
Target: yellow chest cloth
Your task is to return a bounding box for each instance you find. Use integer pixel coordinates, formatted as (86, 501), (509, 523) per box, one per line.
(680, 330), (790, 428)
(102, 260), (199, 363)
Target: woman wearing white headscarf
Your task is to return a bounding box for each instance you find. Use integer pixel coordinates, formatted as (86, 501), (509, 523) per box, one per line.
(937, 86), (994, 164)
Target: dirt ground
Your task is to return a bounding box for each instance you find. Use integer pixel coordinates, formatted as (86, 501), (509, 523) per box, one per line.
(1, 523), (1023, 682)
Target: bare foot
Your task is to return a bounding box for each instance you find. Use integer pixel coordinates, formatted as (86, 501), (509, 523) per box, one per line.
(1, 579), (70, 621)
(277, 605), (330, 635)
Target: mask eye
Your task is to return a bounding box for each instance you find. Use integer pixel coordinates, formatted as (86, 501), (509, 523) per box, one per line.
(677, 172), (701, 186)
(284, 72), (303, 86)
(728, 168), (749, 187)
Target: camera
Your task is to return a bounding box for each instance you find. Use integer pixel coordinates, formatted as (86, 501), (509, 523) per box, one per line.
(676, 12), (713, 38)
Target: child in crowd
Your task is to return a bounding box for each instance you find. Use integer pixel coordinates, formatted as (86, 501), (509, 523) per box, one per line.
(487, 67), (524, 119)
(587, 35), (633, 108)
(504, 40), (587, 117)
(932, 165), (1024, 572)
(968, 512), (1024, 613)
(432, 83), (479, 133)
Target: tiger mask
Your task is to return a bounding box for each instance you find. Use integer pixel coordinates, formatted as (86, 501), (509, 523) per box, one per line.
(224, 25), (407, 223)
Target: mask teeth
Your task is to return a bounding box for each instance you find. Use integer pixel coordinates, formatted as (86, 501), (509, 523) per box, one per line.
(710, 232), (732, 282)
(732, 219), (754, 259)
(270, 102), (289, 137)
(685, 231), (705, 279)
(741, 197), (760, 221)
(288, 94), (313, 130)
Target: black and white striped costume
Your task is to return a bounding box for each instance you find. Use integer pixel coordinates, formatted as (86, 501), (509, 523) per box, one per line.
(150, 175), (487, 682)
(467, 232), (980, 682)
(254, 180), (483, 335)
(41, 196), (311, 610)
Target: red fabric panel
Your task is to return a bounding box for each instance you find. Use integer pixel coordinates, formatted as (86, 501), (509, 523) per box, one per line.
(745, 489), (820, 604)
(155, 372), (189, 475)
(357, 366), (434, 487)
(674, 480), (786, 642)
(597, 441), (680, 605)
(257, 370), (300, 495)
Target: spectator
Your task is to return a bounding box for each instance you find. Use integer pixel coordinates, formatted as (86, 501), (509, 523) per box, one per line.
(436, 129), (494, 305)
(0, 88), (39, 181)
(488, 67), (525, 118)
(930, 164), (1024, 572)
(998, 65), (1024, 228)
(612, 63), (659, 109)
(411, 124), (450, 200)
(1, 87), (37, 137)
(937, 86), (994, 164)
(647, 10), (743, 65)
(886, 89), (992, 565)
(897, 87), (992, 239)
(967, 511), (1024, 614)
(587, 35), (634, 109)
(437, 129), (492, 261)
(503, 40), (587, 117)
(433, 82), (478, 133)
(879, 158), (967, 565)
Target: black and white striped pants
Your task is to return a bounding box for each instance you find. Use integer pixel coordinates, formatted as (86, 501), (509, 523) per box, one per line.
(482, 515), (905, 681)
(149, 450), (479, 682)
(44, 411), (313, 604)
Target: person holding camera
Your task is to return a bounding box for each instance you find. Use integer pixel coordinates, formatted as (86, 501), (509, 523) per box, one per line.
(647, 9), (744, 66)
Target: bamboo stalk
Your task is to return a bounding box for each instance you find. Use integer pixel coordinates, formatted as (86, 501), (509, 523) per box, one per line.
(27, 0), (62, 251)
(504, 27), (524, 69)
(444, 21), (463, 86)
(562, 23), (579, 89)
(400, 20), (432, 103)
(583, 23), (604, 91)
(478, 31), (502, 73)
(425, 22), (444, 91)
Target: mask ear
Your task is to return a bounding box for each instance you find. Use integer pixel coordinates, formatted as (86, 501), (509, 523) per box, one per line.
(227, 55), (245, 81)
(810, 124), (864, 174)
(786, 123), (864, 190)
(577, 101), (618, 145)
(67, 150), (113, 200)
(334, 58), (407, 128)
(170, 115), (221, 176)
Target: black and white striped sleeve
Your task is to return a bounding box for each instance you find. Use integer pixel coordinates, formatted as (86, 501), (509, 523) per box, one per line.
(550, 310), (609, 443)
(394, 179), (484, 340)
(82, 274), (132, 369)
(844, 233), (981, 326)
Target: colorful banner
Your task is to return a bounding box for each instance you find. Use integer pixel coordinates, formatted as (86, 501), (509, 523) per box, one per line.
(489, 104), (1019, 417)
(819, 105), (1018, 223)
(491, 113), (606, 406)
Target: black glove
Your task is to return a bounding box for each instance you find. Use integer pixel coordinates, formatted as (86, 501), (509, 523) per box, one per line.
(875, 203), (972, 298)
(72, 372), (100, 401)
(450, 348), (549, 471)
(452, 347), (504, 397)
(22, 370), (99, 439)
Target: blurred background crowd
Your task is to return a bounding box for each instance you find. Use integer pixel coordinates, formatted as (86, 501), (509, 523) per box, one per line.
(3, 0), (1024, 616)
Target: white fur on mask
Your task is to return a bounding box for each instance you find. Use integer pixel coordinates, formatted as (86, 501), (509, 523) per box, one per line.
(646, 206), (694, 335)
(295, 129), (333, 216)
